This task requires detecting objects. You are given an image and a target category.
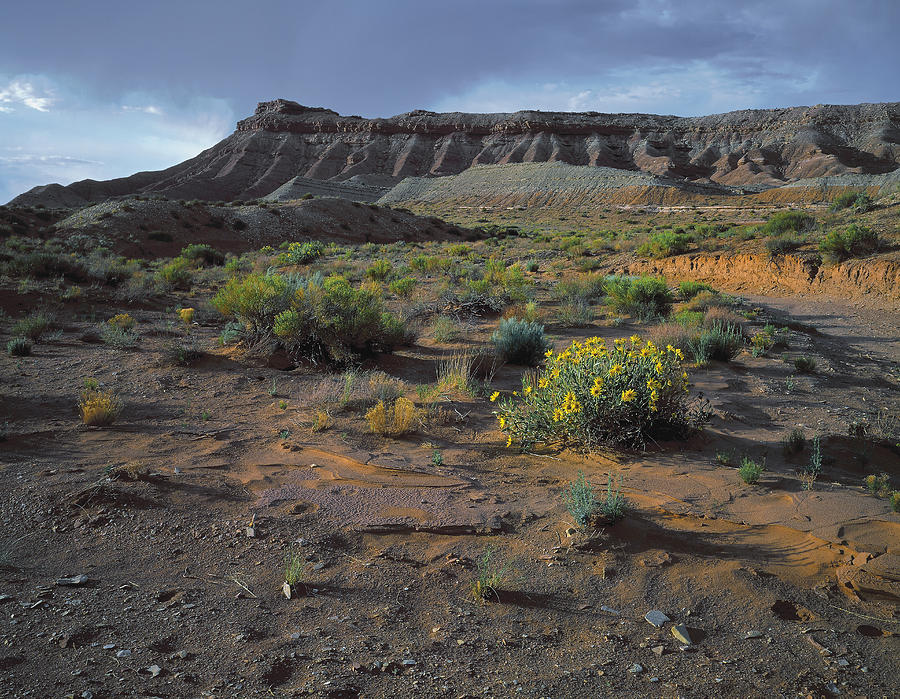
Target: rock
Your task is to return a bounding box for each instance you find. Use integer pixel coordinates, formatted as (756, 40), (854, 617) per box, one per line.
(743, 630), (763, 639)
(600, 605), (620, 615)
(282, 582), (292, 599)
(401, 659), (416, 666)
(671, 624), (693, 645)
(651, 645), (664, 656)
(628, 663), (643, 674)
(115, 649), (131, 658)
(645, 610), (670, 628)
(173, 650), (189, 660)
(245, 526), (256, 538)
(56, 575), (89, 587)
(102, 643), (116, 650)
(146, 664), (162, 677)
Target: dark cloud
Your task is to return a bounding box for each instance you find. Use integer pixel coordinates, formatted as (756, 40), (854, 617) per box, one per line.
(1, 0), (897, 118)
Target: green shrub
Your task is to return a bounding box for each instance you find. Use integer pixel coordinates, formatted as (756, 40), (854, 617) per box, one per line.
(2, 250), (87, 281)
(410, 254), (450, 274)
(212, 271), (293, 337)
(157, 257), (193, 288)
(553, 274), (605, 304)
(636, 231), (694, 258)
(598, 474), (628, 523)
(678, 281), (714, 300)
(6, 337), (31, 356)
(365, 258), (393, 281)
(493, 335), (705, 450)
(782, 428), (806, 457)
(891, 491), (900, 513)
(388, 277), (416, 298)
(563, 471), (596, 527)
(739, 456), (764, 484)
(491, 318), (549, 366)
(766, 236), (805, 256)
(829, 191), (872, 212)
(278, 241), (324, 265)
(271, 275), (406, 363)
(672, 310), (704, 327)
(431, 315), (460, 343)
(180, 243), (224, 266)
(819, 224), (879, 261)
(12, 312), (53, 341)
(690, 322), (743, 363)
(100, 324), (138, 349)
(219, 321), (245, 346)
(793, 355), (816, 373)
(603, 276), (672, 320)
(555, 300), (594, 327)
(761, 211), (815, 236)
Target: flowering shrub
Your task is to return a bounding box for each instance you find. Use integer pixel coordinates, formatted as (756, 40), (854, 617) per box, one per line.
(492, 335), (706, 450)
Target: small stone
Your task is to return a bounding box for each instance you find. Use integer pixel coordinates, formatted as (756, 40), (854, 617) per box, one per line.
(146, 664), (162, 677)
(645, 610), (670, 628)
(81, 692), (93, 699)
(651, 645), (664, 656)
(600, 605), (620, 615)
(102, 643), (116, 650)
(649, 677), (659, 683)
(825, 682), (841, 695)
(174, 650), (188, 659)
(282, 581), (292, 599)
(116, 649), (131, 658)
(836, 658), (849, 667)
(401, 658), (416, 666)
(628, 663), (643, 674)
(671, 624), (693, 645)
(245, 527), (256, 538)
(56, 575), (89, 587)
(744, 630), (763, 639)
(312, 562), (326, 571)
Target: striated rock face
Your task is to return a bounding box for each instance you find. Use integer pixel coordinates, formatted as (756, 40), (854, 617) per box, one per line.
(10, 99), (900, 207)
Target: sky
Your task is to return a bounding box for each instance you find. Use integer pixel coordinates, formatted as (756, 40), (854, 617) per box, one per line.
(1, 0), (898, 203)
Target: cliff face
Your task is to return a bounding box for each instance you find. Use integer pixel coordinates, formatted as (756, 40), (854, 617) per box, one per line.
(10, 99), (900, 207)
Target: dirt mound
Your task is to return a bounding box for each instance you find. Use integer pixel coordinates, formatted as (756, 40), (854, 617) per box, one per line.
(51, 196), (471, 256)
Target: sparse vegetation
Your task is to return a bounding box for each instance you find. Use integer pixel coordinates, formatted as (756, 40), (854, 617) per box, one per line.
(78, 385), (121, 426)
(471, 547), (511, 603)
(366, 397), (418, 436)
(6, 337), (32, 356)
(562, 471), (596, 527)
(491, 318), (549, 366)
(603, 275), (672, 320)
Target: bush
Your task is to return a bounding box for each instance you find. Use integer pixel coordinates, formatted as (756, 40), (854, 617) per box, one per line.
(766, 236), (805, 256)
(491, 318), (550, 366)
(562, 471), (596, 527)
(431, 315), (461, 343)
(278, 241), (324, 265)
(157, 257), (193, 288)
(603, 276), (672, 320)
(366, 397), (418, 436)
(12, 312), (53, 341)
(829, 190), (872, 212)
(678, 281), (714, 300)
(493, 335), (706, 450)
(272, 275), (405, 363)
(891, 491), (900, 513)
(100, 323), (138, 349)
(6, 337), (31, 356)
(180, 243), (224, 267)
(739, 456), (764, 484)
(819, 224), (879, 261)
(761, 211), (815, 236)
(690, 322), (743, 363)
(553, 274), (605, 304)
(78, 387), (121, 426)
(782, 428), (806, 457)
(107, 313), (135, 331)
(365, 259), (393, 281)
(213, 272), (293, 337)
(793, 355), (816, 373)
(389, 277), (416, 298)
(636, 231), (694, 258)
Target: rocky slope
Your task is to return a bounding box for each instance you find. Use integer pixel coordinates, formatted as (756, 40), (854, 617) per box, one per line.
(10, 99), (900, 207)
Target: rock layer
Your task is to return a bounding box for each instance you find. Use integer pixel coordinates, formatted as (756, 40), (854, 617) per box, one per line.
(10, 99), (900, 207)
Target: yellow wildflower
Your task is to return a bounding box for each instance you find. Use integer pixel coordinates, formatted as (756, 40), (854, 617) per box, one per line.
(506, 436), (513, 448)
(498, 416), (506, 429)
(655, 361), (664, 374)
(524, 385), (532, 396)
(609, 363), (623, 377)
(538, 377), (548, 389)
(621, 389), (637, 402)
(490, 391), (500, 402)
(545, 348), (554, 358)
(630, 335), (641, 344)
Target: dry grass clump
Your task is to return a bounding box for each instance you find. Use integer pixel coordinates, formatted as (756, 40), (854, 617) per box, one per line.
(648, 322), (693, 355)
(366, 397), (419, 436)
(702, 307), (746, 332)
(78, 387), (121, 426)
(436, 351), (476, 396)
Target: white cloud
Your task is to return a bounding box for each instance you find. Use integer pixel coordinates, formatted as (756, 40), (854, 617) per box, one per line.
(122, 104), (164, 115)
(0, 79), (55, 112)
